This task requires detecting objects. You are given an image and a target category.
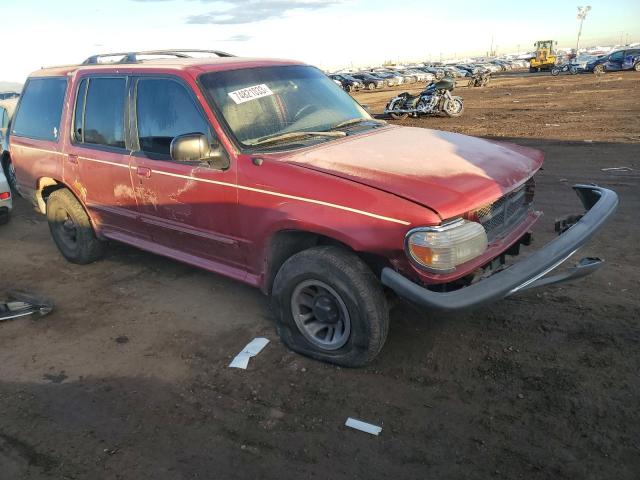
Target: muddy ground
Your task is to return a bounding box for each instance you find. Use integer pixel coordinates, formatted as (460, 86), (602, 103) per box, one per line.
(1, 72), (639, 480)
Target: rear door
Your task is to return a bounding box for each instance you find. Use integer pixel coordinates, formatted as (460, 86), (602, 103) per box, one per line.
(128, 76), (242, 269)
(67, 76), (143, 238)
(621, 49), (639, 70)
(606, 50), (625, 71)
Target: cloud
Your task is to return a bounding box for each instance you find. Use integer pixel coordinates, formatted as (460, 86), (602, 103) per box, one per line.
(225, 34), (252, 42)
(133, 0), (342, 25)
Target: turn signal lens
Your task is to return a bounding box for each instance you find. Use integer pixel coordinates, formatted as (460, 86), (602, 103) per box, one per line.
(0, 192), (10, 200)
(406, 220), (488, 272)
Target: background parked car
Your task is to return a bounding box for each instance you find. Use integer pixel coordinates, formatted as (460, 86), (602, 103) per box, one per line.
(351, 72), (385, 90)
(585, 48), (640, 73)
(329, 74), (363, 92)
(0, 92), (20, 100)
(392, 69), (418, 84)
(373, 69), (404, 85)
(0, 97), (18, 191)
(369, 70), (400, 87)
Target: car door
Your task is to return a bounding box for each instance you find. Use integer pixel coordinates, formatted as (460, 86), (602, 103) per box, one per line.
(66, 76), (144, 239)
(606, 51), (624, 71)
(621, 49), (638, 70)
(129, 75), (242, 270)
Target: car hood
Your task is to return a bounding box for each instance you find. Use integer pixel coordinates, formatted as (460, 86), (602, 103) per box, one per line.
(281, 126), (543, 220)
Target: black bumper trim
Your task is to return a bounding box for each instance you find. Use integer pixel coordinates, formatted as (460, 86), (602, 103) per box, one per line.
(381, 184), (618, 312)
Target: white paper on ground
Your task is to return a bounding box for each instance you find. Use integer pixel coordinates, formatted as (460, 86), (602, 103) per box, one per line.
(229, 337), (270, 369)
(345, 417), (382, 436)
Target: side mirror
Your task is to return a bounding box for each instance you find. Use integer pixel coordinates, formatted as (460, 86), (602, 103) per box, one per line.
(170, 133), (229, 170)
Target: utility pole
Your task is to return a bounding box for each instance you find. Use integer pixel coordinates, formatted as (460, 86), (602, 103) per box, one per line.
(576, 6), (591, 53)
(490, 35), (494, 57)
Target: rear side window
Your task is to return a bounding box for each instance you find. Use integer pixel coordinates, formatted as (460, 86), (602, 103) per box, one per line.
(11, 77), (67, 141)
(75, 77), (126, 149)
(0, 108), (7, 129)
(135, 78), (210, 156)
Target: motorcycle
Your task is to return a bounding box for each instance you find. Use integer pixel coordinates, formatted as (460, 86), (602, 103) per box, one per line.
(551, 61), (578, 76)
(468, 70), (491, 87)
(384, 77), (464, 119)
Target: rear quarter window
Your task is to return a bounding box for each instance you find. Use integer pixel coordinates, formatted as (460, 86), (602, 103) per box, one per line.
(11, 77), (67, 141)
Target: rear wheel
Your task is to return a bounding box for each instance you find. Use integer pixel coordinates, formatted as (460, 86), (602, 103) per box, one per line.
(271, 246), (389, 367)
(634, 62), (640, 72)
(389, 99), (409, 120)
(46, 188), (105, 264)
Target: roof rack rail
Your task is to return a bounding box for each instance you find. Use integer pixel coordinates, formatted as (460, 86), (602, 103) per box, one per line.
(81, 49), (236, 65)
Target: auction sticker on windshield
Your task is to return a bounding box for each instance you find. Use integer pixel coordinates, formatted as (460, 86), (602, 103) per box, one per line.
(228, 84), (274, 104)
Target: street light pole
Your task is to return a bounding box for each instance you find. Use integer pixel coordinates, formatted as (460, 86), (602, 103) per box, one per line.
(576, 6), (591, 53)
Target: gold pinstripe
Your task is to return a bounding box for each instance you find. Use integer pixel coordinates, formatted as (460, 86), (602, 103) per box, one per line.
(17, 144), (411, 226)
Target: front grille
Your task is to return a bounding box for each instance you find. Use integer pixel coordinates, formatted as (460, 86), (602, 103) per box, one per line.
(469, 179), (534, 243)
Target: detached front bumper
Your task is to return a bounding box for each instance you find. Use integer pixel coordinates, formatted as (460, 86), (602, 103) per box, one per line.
(381, 184), (618, 312)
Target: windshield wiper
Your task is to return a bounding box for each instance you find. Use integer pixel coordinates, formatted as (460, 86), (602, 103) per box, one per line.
(252, 130), (346, 147)
(330, 118), (387, 130)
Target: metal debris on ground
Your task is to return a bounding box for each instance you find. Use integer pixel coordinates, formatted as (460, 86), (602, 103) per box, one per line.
(345, 417), (382, 436)
(0, 291), (54, 322)
(229, 337), (270, 369)
(601, 167), (633, 172)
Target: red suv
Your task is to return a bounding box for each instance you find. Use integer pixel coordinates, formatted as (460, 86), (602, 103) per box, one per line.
(9, 50), (617, 366)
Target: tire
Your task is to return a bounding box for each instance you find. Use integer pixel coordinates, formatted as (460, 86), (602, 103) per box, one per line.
(367, 82), (376, 91)
(593, 64), (605, 75)
(634, 62), (640, 72)
(345, 84), (353, 93)
(271, 246), (389, 367)
(46, 188), (105, 264)
(529, 67), (538, 73)
(551, 67), (560, 76)
(388, 99), (409, 120)
(443, 97), (464, 117)
(2, 155), (18, 191)
(570, 66), (579, 75)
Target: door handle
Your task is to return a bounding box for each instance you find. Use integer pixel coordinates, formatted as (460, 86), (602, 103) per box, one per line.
(67, 154), (78, 165)
(136, 167), (151, 178)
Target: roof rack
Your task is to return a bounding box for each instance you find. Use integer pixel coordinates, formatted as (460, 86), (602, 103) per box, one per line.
(81, 49), (236, 65)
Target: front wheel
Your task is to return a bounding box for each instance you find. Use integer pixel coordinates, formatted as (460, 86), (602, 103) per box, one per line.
(569, 66), (579, 75)
(443, 97), (464, 117)
(367, 82), (376, 91)
(271, 246), (389, 367)
(593, 64), (605, 75)
(634, 62), (640, 72)
(551, 67), (560, 76)
(46, 188), (105, 264)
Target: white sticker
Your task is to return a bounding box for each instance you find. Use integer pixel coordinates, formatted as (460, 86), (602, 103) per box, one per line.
(228, 84), (274, 104)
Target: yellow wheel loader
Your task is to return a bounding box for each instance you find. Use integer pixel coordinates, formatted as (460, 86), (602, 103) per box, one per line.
(529, 40), (557, 72)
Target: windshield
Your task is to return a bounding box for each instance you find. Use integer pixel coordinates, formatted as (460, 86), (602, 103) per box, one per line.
(199, 65), (370, 148)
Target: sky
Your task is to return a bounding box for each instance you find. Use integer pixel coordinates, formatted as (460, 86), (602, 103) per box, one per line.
(1, 0), (639, 83)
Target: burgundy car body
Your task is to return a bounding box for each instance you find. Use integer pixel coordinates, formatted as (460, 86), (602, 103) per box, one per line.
(9, 56), (616, 307)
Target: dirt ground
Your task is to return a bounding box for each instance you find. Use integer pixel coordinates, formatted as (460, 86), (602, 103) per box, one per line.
(1, 72), (639, 480)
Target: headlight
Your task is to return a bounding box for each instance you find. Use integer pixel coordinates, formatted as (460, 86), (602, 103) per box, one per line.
(406, 219), (488, 273)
